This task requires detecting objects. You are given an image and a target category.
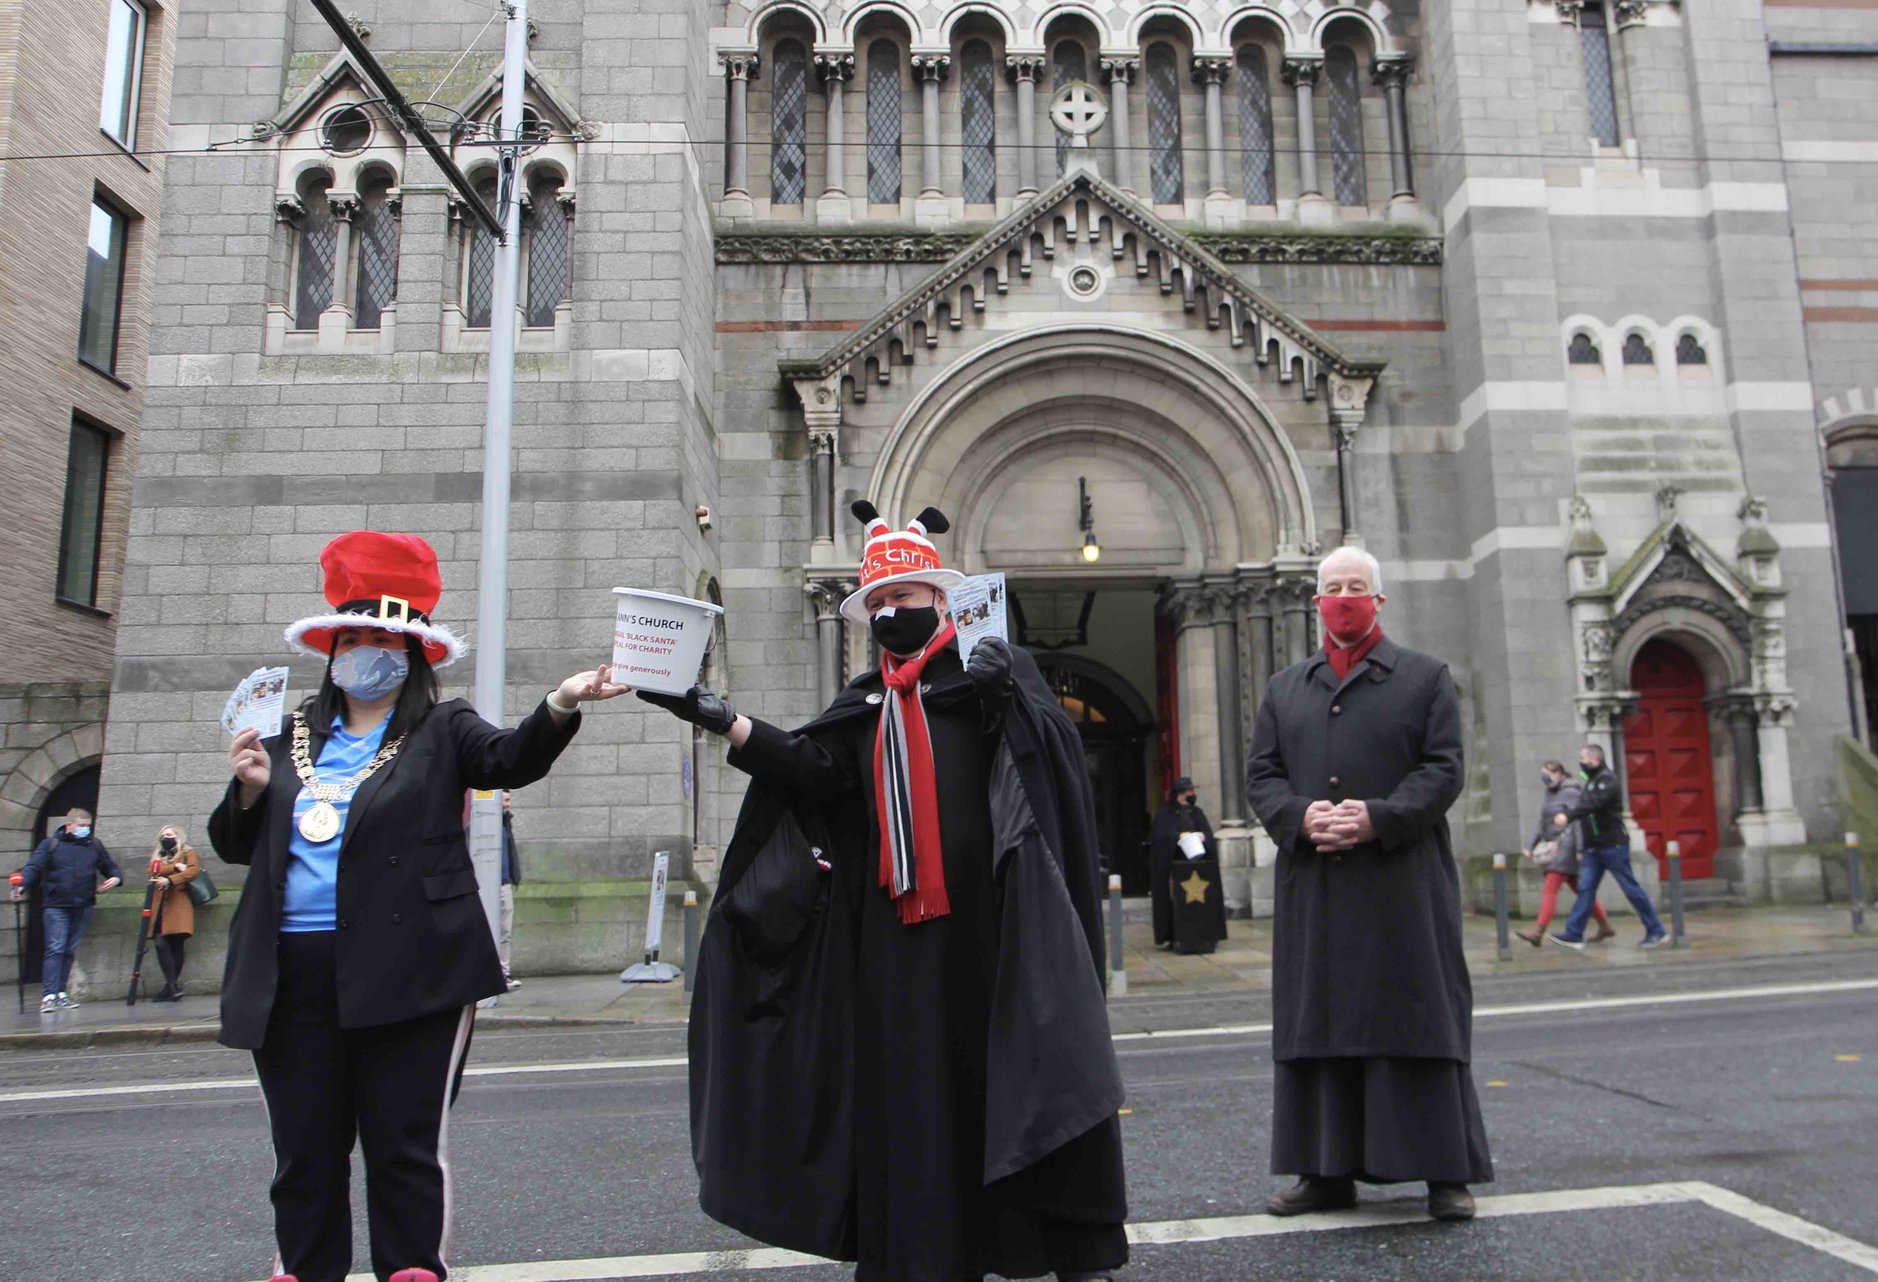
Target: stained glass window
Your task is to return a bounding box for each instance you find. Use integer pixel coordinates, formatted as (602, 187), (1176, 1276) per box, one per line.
(961, 41), (996, 202)
(1237, 46), (1275, 205)
(771, 40), (808, 205)
(1327, 47), (1366, 207)
(293, 174), (336, 329)
(867, 40), (902, 204)
(1146, 43), (1184, 204)
(353, 174), (399, 330)
(527, 176), (571, 327)
(465, 176), (498, 328)
(1581, 4), (1620, 147)
(1052, 41), (1088, 176)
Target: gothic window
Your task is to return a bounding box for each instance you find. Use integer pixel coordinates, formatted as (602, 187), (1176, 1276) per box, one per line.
(352, 171), (399, 330)
(961, 40), (997, 203)
(1580, 3), (1620, 147)
(292, 171), (336, 329)
(771, 39), (808, 205)
(1146, 42), (1184, 204)
(1237, 45), (1275, 205)
(1622, 333), (1653, 365)
(1326, 46), (1366, 207)
(1568, 333), (1601, 365)
(1675, 333), (1708, 366)
(866, 40), (902, 204)
(526, 173), (572, 327)
(1052, 40), (1087, 176)
(464, 174), (499, 328)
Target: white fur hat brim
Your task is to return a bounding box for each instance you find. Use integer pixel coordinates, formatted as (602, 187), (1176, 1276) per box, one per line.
(285, 612), (467, 667)
(839, 568), (967, 626)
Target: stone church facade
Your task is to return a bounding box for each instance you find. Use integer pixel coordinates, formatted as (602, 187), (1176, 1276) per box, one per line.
(78, 0), (1877, 948)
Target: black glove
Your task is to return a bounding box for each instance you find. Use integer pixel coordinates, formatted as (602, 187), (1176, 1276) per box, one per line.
(637, 685), (738, 736)
(966, 637), (1015, 719)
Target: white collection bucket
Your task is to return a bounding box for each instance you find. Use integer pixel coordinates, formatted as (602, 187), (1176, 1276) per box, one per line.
(610, 588), (724, 697)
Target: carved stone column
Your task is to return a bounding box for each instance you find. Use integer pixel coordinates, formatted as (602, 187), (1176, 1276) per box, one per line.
(815, 53), (853, 219)
(720, 52), (759, 215)
(1282, 56), (1329, 224)
(1007, 56), (1043, 198)
(806, 580), (848, 710)
(1193, 57), (1232, 199)
(1207, 582), (1247, 826)
(1371, 57), (1415, 206)
(317, 194), (358, 351)
(1165, 584), (1224, 821)
(809, 430), (837, 555)
(1278, 576), (1316, 666)
(1244, 581), (1276, 715)
(1101, 58), (1137, 193)
(1719, 697), (1765, 813)
(911, 54), (950, 199)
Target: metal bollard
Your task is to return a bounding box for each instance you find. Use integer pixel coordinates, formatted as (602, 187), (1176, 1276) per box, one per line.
(682, 891), (700, 992)
(1665, 840), (1687, 948)
(1492, 854), (1512, 960)
(1849, 833), (1868, 935)
(1107, 874), (1127, 998)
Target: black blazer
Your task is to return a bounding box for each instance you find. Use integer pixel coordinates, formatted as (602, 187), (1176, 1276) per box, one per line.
(208, 697), (580, 1049)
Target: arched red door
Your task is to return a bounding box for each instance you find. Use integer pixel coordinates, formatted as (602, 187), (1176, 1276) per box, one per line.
(1622, 640), (1719, 879)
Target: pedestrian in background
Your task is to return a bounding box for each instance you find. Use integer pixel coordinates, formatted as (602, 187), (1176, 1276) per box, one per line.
(1247, 546), (1491, 1223)
(1515, 762), (1613, 947)
(1147, 776), (1215, 948)
(144, 825), (201, 1000)
(12, 808), (121, 1013)
(1549, 744), (1668, 951)
(500, 790), (522, 991)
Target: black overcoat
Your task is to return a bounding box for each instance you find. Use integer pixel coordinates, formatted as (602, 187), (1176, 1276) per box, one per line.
(1147, 801), (1215, 944)
(207, 697), (580, 1050)
(1245, 635), (1473, 1063)
(688, 645), (1126, 1264)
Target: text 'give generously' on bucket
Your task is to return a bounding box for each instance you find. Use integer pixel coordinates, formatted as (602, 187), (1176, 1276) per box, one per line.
(610, 587), (724, 697)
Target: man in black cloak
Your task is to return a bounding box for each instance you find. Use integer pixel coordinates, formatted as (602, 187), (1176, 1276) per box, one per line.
(1246, 546), (1492, 1223)
(642, 503), (1128, 1282)
(1146, 776), (1221, 950)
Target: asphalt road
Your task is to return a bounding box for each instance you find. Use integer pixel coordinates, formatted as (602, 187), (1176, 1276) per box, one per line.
(2, 952), (1875, 1282)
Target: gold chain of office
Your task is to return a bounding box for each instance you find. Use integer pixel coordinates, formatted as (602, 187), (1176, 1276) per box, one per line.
(289, 711), (406, 843)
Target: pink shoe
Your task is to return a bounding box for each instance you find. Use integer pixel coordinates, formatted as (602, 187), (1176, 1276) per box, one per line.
(389, 1271), (440, 1282)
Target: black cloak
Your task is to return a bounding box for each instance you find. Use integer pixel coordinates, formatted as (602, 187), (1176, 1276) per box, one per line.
(688, 644), (1127, 1279)
(1147, 800), (1216, 945)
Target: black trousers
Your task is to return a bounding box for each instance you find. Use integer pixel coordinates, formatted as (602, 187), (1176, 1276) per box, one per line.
(155, 934), (186, 991)
(253, 931), (474, 1282)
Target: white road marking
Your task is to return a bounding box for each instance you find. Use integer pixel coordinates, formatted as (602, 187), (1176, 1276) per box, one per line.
(4, 977), (1873, 1107)
(320, 1180), (1878, 1281)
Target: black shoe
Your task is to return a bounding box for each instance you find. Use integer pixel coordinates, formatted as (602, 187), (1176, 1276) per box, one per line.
(1267, 1176), (1357, 1217)
(1428, 1182), (1476, 1222)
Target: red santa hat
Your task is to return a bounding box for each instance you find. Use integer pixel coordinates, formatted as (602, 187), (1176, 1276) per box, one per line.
(839, 502), (966, 625)
(283, 531), (466, 667)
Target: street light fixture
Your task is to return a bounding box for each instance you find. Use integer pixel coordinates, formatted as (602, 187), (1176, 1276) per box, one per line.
(1078, 477), (1101, 563)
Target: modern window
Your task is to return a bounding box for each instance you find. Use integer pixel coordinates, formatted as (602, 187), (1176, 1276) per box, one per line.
(1146, 43), (1184, 204)
(526, 173), (572, 327)
(866, 40), (902, 204)
(1326, 47), (1366, 207)
(1237, 45), (1275, 205)
(464, 174), (499, 327)
(1052, 40), (1088, 176)
(57, 419), (110, 609)
(292, 171), (337, 329)
(960, 41), (996, 203)
(770, 40), (808, 205)
(352, 171), (399, 330)
(1580, 3), (1620, 147)
(78, 199), (129, 375)
(99, 0), (146, 149)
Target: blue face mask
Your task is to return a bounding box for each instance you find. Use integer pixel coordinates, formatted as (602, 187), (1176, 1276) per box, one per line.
(330, 644), (409, 701)
(69, 826), (91, 839)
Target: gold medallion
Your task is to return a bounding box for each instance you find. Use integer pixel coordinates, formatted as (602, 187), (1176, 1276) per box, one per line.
(298, 800), (342, 844)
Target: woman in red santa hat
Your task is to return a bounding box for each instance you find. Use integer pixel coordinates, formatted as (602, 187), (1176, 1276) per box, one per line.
(210, 530), (627, 1282)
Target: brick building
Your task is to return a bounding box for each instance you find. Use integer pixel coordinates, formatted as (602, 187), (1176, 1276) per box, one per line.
(89, 0), (1878, 970)
(0, 0), (171, 865)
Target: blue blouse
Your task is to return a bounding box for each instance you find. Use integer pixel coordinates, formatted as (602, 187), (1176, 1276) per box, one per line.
(282, 714), (390, 933)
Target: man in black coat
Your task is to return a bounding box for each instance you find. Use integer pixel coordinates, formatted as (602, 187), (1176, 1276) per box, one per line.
(13, 808), (122, 1012)
(1246, 547), (1492, 1223)
(645, 505), (1127, 1282)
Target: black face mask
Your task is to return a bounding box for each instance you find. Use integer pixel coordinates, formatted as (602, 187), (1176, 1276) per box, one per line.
(871, 605), (941, 657)
(160, 836), (177, 852)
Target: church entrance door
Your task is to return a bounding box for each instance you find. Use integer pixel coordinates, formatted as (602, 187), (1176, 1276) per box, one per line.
(1623, 640), (1719, 879)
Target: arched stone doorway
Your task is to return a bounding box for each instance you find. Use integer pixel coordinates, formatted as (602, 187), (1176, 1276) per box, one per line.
(1624, 640), (1720, 879)
(1033, 652), (1155, 891)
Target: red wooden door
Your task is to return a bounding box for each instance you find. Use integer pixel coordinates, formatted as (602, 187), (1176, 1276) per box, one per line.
(1622, 640), (1719, 879)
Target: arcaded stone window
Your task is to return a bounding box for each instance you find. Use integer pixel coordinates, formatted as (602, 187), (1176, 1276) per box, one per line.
(960, 40), (997, 203)
(1052, 40), (1087, 177)
(1568, 333), (1601, 365)
(1622, 333), (1653, 365)
(1579, 2), (1620, 147)
(1676, 334), (1707, 366)
(1326, 46), (1366, 207)
(866, 40), (902, 204)
(1237, 45), (1275, 205)
(352, 169), (399, 330)
(463, 174), (499, 328)
(771, 39), (808, 205)
(291, 171), (336, 330)
(526, 173), (572, 328)
(1146, 42), (1184, 204)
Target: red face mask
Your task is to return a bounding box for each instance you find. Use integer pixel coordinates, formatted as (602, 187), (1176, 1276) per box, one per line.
(1317, 594), (1378, 645)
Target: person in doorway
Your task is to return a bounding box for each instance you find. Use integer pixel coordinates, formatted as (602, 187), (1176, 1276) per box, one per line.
(1515, 762), (1614, 947)
(1147, 776), (1215, 948)
(1548, 743), (1669, 951)
(1247, 546), (1492, 1223)
(211, 531), (627, 1282)
(648, 503), (1128, 1282)
(499, 790), (522, 991)
(13, 808), (122, 1013)
(145, 824), (201, 1000)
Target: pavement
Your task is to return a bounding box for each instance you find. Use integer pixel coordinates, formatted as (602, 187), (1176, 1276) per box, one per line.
(4, 900), (1872, 1047)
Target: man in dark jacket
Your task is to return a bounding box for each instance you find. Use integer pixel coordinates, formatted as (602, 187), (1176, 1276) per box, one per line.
(645, 504), (1127, 1282)
(12, 808), (122, 1012)
(1549, 744), (1667, 950)
(1247, 547), (1491, 1223)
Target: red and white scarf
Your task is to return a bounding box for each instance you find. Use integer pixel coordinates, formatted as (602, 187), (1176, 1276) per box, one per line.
(874, 619), (957, 925)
